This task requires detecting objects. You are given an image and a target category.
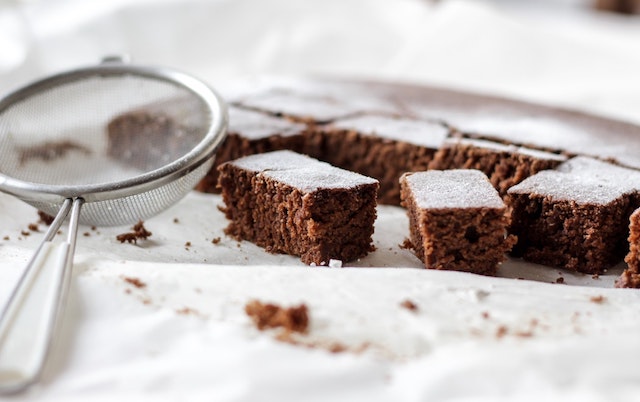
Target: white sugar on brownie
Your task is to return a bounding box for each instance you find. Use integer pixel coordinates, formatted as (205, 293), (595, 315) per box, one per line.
(218, 150), (379, 265)
(399, 169), (514, 276)
(508, 156), (640, 274)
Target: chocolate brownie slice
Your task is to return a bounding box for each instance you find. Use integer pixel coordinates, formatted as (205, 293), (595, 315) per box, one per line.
(218, 150), (379, 265)
(429, 138), (567, 197)
(508, 157), (640, 274)
(399, 170), (514, 275)
(107, 96), (208, 171)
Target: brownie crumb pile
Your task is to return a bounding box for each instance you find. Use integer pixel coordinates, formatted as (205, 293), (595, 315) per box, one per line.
(116, 221), (152, 244)
(245, 300), (309, 334)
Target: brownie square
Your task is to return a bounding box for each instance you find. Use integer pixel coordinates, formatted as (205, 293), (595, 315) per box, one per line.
(218, 150), (379, 265)
(399, 169), (514, 275)
(508, 157), (640, 274)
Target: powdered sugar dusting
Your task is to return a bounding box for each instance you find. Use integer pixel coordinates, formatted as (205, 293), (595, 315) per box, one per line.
(403, 170), (505, 210)
(231, 150), (378, 192)
(330, 115), (449, 148)
(228, 107), (307, 139)
(508, 157), (640, 204)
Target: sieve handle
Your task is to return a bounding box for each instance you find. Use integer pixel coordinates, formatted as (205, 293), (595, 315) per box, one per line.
(0, 198), (83, 394)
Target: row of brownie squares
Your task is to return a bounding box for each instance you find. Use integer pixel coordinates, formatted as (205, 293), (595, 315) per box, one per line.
(106, 79), (640, 285)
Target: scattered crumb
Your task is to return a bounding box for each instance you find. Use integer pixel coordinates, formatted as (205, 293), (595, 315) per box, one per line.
(555, 277), (565, 284)
(124, 288), (131, 294)
(38, 210), (55, 225)
(116, 220), (152, 244)
(400, 299), (419, 312)
(399, 238), (413, 249)
(592, 274), (600, 280)
(496, 326), (508, 339)
(173, 218), (180, 224)
(3, 236), (9, 241)
(176, 307), (199, 316)
(123, 276), (147, 289)
(142, 298), (152, 305)
(21, 231), (30, 237)
(185, 241), (192, 248)
(91, 226), (97, 231)
(590, 295), (606, 304)
(211, 237), (221, 244)
(27, 223), (39, 232)
(328, 259), (342, 268)
(515, 331), (534, 338)
(245, 300), (309, 334)
(83, 232), (91, 237)
(481, 311), (490, 319)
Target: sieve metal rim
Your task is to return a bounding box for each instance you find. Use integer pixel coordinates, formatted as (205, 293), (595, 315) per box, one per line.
(0, 63), (228, 204)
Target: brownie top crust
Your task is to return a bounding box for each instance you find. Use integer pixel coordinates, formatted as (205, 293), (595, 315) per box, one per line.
(508, 157), (640, 204)
(228, 107), (307, 139)
(402, 170), (505, 210)
(329, 115), (449, 148)
(228, 150), (378, 192)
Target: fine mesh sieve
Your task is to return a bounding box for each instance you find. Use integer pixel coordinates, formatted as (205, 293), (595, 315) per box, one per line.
(0, 61), (227, 393)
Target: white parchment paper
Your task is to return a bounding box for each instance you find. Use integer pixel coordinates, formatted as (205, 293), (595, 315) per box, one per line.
(1, 1), (640, 400)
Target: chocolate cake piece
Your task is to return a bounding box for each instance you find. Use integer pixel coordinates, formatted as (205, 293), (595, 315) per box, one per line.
(508, 157), (640, 274)
(311, 115), (450, 204)
(218, 150), (379, 265)
(107, 96), (208, 172)
(195, 106), (308, 193)
(429, 138), (567, 197)
(399, 170), (514, 275)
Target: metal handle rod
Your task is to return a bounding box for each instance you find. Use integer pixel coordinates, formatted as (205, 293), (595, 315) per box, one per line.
(0, 197), (84, 394)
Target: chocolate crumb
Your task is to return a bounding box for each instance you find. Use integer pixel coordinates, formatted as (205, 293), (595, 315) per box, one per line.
(399, 238), (413, 250)
(400, 299), (419, 312)
(3, 236), (9, 241)
(245, 300), (309, 334)
(91, 226), (97, 231)
(556, 277), (565, 284)
(592, 274), (600, 280)
(176, 307), (198, 316)
(83, 232), (91, 237)
(590, 295), (606, 304)
(123, 276), (147, 289)
(28, 223), (39, 232)
(37, 210), (55, 225)
(211, 237), (221, 244)
(482, 311), (490, 319)
(185, 241), (192, 247)
(116, 220), (152, 244)
(21, 231), (30, 237)
(173, 218), (180, 223)
(496, 326), (508, 339)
